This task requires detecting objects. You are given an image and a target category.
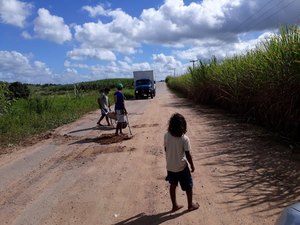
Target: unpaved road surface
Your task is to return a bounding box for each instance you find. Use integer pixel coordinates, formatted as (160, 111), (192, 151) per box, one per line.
(1, 83), (300, 225)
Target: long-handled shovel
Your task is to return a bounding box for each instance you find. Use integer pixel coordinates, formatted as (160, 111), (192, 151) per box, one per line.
(126, 114), (132, 136)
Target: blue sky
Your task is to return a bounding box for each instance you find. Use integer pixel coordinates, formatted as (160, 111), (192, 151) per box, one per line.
(0, 0), (299, 84)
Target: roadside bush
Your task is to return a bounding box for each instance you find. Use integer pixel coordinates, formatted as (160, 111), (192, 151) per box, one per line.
(121, 89), (134, 100)
(0, 82), (12, 114)
(8, 82), (30, 99)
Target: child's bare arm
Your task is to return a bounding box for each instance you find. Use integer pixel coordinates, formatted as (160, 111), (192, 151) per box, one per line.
(186, 151), (195, 172)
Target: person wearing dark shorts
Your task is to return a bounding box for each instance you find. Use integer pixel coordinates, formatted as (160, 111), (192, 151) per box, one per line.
(167, 166), (193, 191)
(164, 113), (199, 212)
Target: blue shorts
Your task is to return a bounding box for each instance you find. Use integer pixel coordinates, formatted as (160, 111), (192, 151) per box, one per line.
(167, 166), (193, 191)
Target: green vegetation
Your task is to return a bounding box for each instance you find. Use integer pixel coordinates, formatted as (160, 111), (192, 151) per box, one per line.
(29, 78), (134, 96)
(8, 82), (30, 99)
(0, 82), (12, 115)
(0, 78), (134, 148)
(0, 94), (97, 146)
(166, 26), (300, 139)
(0, 81), (31, 115)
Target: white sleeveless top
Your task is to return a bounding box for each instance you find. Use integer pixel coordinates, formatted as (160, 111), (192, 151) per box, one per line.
(164, 132), (191, 172)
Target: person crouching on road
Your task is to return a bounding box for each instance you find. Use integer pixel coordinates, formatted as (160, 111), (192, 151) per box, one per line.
(114, 83), (127, 135)
(164, 113), (199, 212)
(97, 87), (111, 126)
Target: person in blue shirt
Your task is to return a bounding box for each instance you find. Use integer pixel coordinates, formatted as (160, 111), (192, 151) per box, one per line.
(114, 83), (127, 135)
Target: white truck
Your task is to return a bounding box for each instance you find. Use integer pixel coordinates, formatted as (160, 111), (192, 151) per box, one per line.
(133, 70), (156, 99)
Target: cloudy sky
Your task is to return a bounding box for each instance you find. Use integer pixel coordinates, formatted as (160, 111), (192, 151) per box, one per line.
(0, 0), (299, 84)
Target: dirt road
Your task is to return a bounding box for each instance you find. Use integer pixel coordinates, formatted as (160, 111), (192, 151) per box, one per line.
(0, 82), (299, 225)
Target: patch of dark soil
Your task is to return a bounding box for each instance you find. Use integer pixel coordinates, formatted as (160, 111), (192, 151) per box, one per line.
(93, 134), (133, 145)
(131, 124), (159, 129)
(83, 145), (136, 156)
(0, 131), (56, 155)
(71, 133), (133, 145)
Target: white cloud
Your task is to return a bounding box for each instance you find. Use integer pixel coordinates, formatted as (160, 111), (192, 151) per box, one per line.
(2, 0), (299, 84)
(82, 4), (108, 17)
(152, 53), (184, 76)
(131, 62), (151, 72)
(64, 60), (89, 69)
(136, 0), (242, 44)
(152, 53), (182, 74)
(67, 0), (298, 70)
(21, 31), (32, 39)
(65, 68), (78, 74)
(0, 0), (32, 27)
(33, 8), (72, 44)
(71, 0), (300, 65)
(69, 5), (143, 61)
(174, 30), (276, 62)
(108, 9), (142, 36)
(64, 59), (154, 81)
(153, 53), (177, 65)
(71, 20), (139, 60)
(64, 54), (180, 81)
(67, 48), (116, 61)
(0, 50), (54, 84)
(53, 70), (90, 84)
(123, 56), (132, 63)
(137, 0), (300, 45)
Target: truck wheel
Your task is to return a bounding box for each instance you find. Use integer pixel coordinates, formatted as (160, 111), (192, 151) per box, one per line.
(150, 93), (153, 99)
(135, 94), (138, 99)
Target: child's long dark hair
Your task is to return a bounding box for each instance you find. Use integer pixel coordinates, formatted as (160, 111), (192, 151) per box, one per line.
(168, 113), (187, 137)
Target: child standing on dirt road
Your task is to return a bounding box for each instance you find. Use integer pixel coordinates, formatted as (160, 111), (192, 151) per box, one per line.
(164, 113), (199, 212)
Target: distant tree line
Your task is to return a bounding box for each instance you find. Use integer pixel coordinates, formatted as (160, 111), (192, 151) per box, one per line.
(29, 78), (134, 94)
(0, 78), (134, 114)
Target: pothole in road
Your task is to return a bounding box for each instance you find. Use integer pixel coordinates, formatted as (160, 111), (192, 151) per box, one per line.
(93, 134), (133, 145)
(74, 145), (136, 160)
(131, 123), (159, 129)
(71, 133), (133, 145)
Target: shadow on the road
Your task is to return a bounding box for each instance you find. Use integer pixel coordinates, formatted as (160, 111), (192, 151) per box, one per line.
(166, 97), (300, 215)
(68, 125), (114, 134)
(114, 210), (188, 225)
(70, 133), (132, 145)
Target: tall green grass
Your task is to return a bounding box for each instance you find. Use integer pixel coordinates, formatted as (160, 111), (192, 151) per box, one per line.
(0, 93), (98, 147)
(0, 88), (134, 148)
(167, 26), (300, 139)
